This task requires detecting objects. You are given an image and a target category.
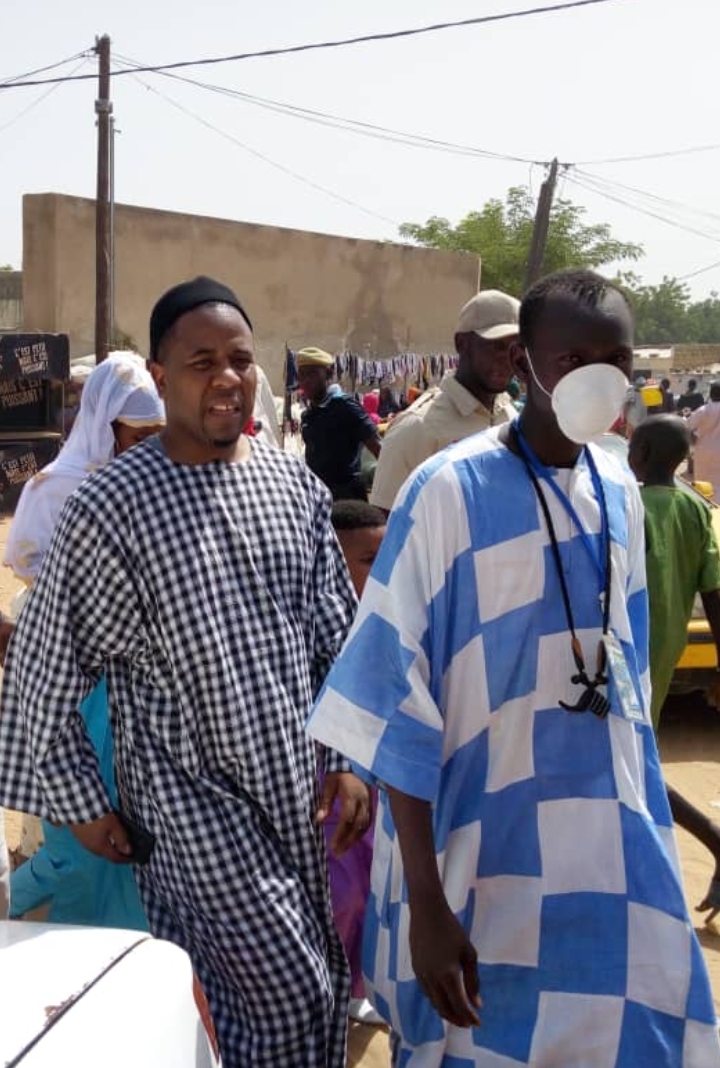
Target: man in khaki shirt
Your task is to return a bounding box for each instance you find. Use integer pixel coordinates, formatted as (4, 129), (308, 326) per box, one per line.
(370, 290), (520, 512)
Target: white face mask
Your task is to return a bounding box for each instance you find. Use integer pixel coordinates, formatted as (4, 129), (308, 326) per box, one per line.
(525, 350), (629, 445)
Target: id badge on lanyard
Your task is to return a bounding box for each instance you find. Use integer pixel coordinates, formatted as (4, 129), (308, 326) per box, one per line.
(602, 633), (646, 722)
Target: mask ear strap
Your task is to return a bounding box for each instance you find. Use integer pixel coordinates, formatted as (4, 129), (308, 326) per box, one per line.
(524, 347), (553, 401)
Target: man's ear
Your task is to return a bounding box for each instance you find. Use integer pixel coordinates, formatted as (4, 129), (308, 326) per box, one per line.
(509, 341), (529, 384)
(149, 359), (167, 400)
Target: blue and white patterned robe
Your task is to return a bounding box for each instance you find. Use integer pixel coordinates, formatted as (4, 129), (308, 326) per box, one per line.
(308, 427), (720, 1068)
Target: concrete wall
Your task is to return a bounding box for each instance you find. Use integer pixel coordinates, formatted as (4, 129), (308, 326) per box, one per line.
(671, 344), (720, 372)
(22, 194), (481, 391)
(0, 271), (22, 331)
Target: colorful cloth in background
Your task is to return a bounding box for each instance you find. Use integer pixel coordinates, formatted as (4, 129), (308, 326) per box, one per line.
(323, 793), (375, 999)
(362, 392), (381, 426)
(642, 484), (720, 727)
(10, 679), (147, 929)
(309, 428), (720, 1068)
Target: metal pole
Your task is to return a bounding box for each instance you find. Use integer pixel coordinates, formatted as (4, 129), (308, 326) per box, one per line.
(524, 158), (559, 291)
(94, 34), (112, 362)
(109, 113), (116, 347)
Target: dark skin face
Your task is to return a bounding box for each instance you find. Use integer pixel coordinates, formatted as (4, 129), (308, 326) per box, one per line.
(628, 415), (689, 486)
(503, 290), (634, 466)
(336, 526), (386, 597)
(297, 365), (333, 405)
(150, 303), (257, 465)
(112, 421), (164, 455)
(454, 332), (517, 407)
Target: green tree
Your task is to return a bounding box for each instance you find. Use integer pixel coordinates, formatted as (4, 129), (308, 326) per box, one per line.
(627, 279), (720, 345)
(628, 277), (690, 345)
(685, 291), (720, 344)
(399, 186), (644, 294)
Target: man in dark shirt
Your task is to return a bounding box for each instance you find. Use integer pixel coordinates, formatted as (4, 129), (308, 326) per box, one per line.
(298, 347), (381, 500)
(676, 377), (705, 413)
(660, 377), (675, 413)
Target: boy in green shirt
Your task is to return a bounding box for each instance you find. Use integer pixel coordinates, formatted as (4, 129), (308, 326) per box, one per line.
(629, 414), (720, 919)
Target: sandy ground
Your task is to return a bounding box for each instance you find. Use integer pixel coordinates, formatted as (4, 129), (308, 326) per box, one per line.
(2, 514), (720, 1066)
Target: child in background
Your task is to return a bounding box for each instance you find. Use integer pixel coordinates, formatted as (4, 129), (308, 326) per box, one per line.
(629, 414), (720, 919)
(327, 500), (386, 1024)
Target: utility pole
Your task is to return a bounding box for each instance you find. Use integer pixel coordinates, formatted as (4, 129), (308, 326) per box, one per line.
(94, 35), (112, 363)
(524, 157), (559, 291)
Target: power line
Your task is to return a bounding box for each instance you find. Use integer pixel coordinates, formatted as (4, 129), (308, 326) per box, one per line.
(0, 56), (91, 136)
(127, 71), (400, 227)
(572, 171), (720, 241)
(0, 49), (90, 86)
(0, 1), (618, 89)
(677, 258), (720, 283)
(575, 169), (720, 229)
(120, 59), (720, 179)
(567, 172), (720, 244)
(577, 141), (720, 166)
(565, 171), (720, 245)
(113, 53), (542, 166)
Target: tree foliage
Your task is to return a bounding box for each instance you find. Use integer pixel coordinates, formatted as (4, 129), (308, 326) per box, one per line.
(401, 186), (720, 345)
(628, 277), (720, 346)
(399, 186), (644, 294)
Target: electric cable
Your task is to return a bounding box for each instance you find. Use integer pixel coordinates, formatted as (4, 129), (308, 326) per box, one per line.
(111, 54), (542, 165)
(0, 2), (619, 89)
(0, 49), (90, 86)
(565, 172), (720, 245)
(676, 258), (720, 283)
(0, 56), (91, 136)
(577, 142), (720, 166)
(126, 70), (401, 227)
(575, 169), (720, 229)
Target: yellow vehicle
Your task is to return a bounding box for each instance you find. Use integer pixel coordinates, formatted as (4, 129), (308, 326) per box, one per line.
(672, 479), (720, 693)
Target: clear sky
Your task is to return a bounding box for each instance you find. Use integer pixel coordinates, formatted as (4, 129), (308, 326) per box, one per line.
(2, 0), (719, 298)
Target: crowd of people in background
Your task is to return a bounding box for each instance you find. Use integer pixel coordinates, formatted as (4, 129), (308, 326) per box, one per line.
(1, 270), (720, 1067)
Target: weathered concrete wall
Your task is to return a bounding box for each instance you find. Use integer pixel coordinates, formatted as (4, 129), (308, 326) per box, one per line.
(0, 271), (22, 331)
(672, 344), (720, 371)
(22, 194), (480, 391)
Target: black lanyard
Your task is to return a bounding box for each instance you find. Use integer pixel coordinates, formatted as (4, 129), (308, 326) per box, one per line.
(512, 424), (612, 718)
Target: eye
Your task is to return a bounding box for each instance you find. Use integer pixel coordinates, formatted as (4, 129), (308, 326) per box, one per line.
(191, 359), (212, 372)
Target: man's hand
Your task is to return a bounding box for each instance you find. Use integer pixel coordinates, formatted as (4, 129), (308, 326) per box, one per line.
(69, 812), (134, 864)
(410, 900), (481, 1028)
(316, 772), (371, 856)
(0, 616), (14, 667)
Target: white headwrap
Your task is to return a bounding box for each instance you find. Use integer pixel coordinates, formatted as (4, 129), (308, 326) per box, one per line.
(4, 352), (164, 584)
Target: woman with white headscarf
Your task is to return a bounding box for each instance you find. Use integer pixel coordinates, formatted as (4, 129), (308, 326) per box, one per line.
(5, 351), (165, 583)
(2, 352), (164, 929)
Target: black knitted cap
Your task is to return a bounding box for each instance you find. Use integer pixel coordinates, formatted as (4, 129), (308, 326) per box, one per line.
(149, 276), (253, 360)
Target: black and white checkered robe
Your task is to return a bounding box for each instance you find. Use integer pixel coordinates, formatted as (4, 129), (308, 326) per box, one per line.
(0, 438), (356, 1068)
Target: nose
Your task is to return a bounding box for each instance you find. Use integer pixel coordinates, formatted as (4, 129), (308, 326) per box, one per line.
(212, 362), (244, 389)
